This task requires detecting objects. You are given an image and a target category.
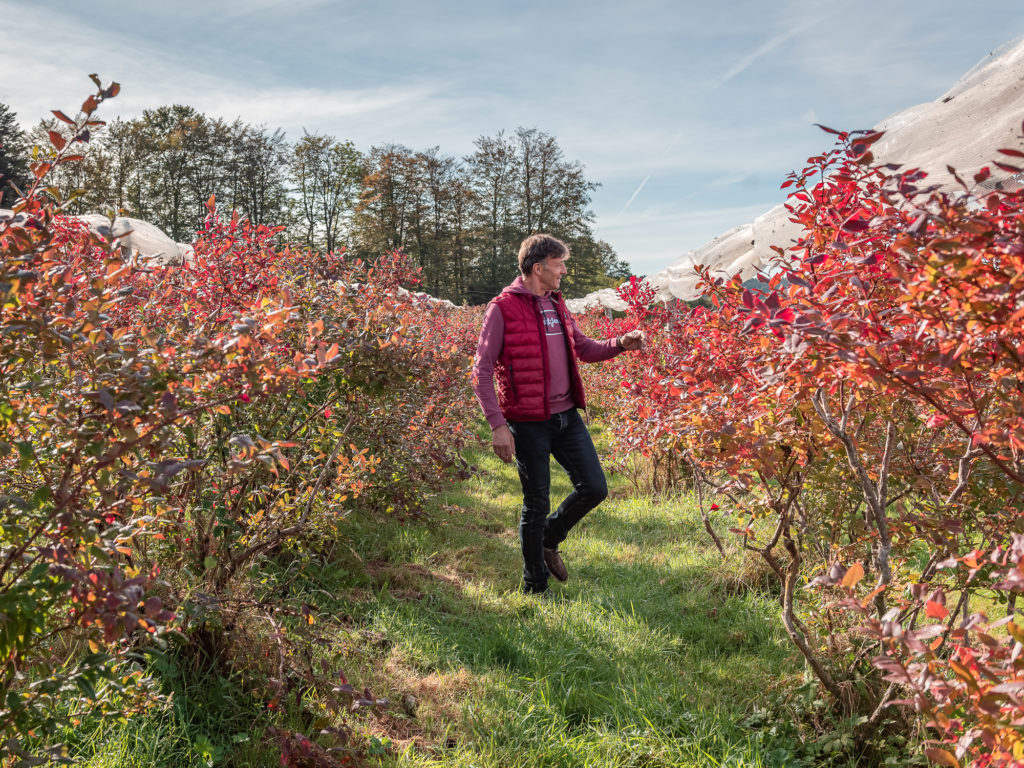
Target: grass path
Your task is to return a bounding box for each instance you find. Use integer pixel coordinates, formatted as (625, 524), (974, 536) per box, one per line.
(71, 435), (810, 768)
(324, 438), (803, 768)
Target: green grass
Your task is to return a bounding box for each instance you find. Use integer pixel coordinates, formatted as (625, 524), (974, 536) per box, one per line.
(69, 433), (816, 768)
(60, 660), (279, 767)
(298, 439), (805, 768)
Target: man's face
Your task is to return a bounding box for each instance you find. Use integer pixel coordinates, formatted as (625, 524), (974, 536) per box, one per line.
(534, 255), (567, 292)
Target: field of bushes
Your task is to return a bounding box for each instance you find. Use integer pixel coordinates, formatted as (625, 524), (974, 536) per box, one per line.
(1, 82), (1022, 768)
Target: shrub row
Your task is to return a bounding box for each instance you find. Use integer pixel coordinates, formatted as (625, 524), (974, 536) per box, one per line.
(0, 83), (479, 765)
(581, 127), (1024, 767)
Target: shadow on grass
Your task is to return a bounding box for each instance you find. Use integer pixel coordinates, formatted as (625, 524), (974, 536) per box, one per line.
(267, 446), (800, 766)
(333, 510), (792, 705)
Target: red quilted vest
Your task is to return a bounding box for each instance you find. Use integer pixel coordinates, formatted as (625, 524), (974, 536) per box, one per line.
(492, 290), (586, 421)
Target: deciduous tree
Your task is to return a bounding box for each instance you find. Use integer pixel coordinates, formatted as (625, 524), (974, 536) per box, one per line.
(290, 131), (363, 253)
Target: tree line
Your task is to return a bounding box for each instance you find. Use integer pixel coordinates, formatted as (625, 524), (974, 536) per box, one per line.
(0, 102), (630, 302)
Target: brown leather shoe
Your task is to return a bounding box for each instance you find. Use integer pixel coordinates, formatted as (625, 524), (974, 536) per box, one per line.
(543, 547), (568, 582)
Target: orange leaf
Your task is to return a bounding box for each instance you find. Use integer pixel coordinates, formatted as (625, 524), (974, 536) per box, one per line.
(925, 600), (949, 620)
(860, 583), (886, 608)
(924, 748), (961, 768)
(949, 660), (979, 692)
(841, 562), (865, 589)
(1008, 622), (1024, 645)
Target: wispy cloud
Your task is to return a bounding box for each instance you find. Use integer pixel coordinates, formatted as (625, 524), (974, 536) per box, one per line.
(608, 12), (834, 219)
(5, 0), (1024, 279)
(598, 201), (776, 275)
(188, 0), (336, 16)
(0, 2), (487, 150)
(709, 11), (834, 91)
(708, 172), (749, 188)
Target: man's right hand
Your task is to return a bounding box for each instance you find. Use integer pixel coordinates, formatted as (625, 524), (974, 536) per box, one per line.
(492, 424), (516, 464)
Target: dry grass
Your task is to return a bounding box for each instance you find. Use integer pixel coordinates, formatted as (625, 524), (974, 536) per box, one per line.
(703, 546), (780, 597)
(355, 656), (479, 754)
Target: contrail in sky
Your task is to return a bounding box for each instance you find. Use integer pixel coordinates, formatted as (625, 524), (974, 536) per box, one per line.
(622, 131), (683, 213)
(712, 12), (832, 91)
(622, 175), (651, 211)
(621, 12), (832, 214)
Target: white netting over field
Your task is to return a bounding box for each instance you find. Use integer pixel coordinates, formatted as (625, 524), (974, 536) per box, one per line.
(567, 34), (1024, 313)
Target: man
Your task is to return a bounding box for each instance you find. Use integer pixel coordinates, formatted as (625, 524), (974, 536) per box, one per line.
(472, 234), (645, 595)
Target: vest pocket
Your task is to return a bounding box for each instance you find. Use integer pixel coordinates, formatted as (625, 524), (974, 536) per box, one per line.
(508, 364), (519, 402)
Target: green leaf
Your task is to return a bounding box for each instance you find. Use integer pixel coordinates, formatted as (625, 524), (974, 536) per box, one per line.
(16, 441), (34, 471)
(31, 485), (51, 508)
(76, 675), (98, 701)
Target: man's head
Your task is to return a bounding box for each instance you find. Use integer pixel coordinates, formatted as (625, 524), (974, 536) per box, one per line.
(518, 234), (569, 295)
(518, 234), (568, 277)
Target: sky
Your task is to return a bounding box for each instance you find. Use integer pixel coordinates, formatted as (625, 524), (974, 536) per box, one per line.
(2, 0), (1023, 277)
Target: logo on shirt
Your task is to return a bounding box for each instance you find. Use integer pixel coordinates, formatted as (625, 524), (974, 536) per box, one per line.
(541, 308), (563, 337)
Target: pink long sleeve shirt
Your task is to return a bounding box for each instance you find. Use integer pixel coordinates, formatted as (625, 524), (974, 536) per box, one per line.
(472, 277), (622, 429)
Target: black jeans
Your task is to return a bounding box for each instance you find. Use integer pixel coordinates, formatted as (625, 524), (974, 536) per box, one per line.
(508, 408), (608, 593)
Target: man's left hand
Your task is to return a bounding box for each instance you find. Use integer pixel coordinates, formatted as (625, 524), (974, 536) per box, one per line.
(618, 330), (646, 352)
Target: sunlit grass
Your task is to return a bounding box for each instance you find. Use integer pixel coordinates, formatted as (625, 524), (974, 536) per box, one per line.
(71, 433), (813, 768)
(312, 439), (802, 768)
